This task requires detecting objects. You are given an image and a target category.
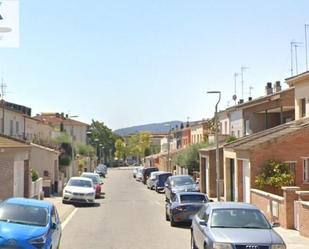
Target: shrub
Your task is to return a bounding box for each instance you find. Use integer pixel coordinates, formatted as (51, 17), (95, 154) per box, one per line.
(255, 160), (294, 189)
(59, 155), (72, 166)
(32, 170), (39, 182)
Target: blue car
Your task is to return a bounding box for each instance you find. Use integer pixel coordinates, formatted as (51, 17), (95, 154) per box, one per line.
(0, 198), (62, 249)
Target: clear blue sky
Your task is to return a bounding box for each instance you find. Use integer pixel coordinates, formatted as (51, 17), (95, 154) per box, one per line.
(1, 0), (309, 130)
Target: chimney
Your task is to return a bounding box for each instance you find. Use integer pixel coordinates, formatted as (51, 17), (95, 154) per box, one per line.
(238, 99), (244, 104)
(274, 81), (281, 92)
(265, 82), (273, 95)
(65, 114), (69, 119)
(61, 112), (64, 119)
(248, 97), (252, 101)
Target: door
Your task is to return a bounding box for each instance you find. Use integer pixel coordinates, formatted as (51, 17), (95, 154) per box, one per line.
(205, 157), (209, 194)
(243, 160), (251, 203)
(294, 201), (300, 231)
(14, 160), (24, 197)
(230, 159), (235, 201)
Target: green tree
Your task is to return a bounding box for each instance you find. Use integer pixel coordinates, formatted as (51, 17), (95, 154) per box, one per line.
(77, 144), (96, 158)
(115, 138), (126, 159)
(88, 120), (119, 162)
(125, 132), (151, 160)
(255, 160), (294, 189)
(175, 142), (209, 174)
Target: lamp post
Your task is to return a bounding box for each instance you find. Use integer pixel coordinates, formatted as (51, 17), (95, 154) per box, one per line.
(207, 91), (221, 201)
(164, 123), (172, 172)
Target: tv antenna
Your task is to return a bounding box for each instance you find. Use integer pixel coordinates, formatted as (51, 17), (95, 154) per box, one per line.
(233, 73), (239, 105)
(0, 77), (7, 100)
(241, 66), (249, 100)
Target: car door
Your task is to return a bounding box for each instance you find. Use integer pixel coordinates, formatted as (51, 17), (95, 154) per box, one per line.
(195, 205), (210, 249)
(51, 206), (61, 247)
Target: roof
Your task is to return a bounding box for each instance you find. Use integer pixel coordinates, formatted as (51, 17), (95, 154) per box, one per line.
(226, 87), (294, 112)
(31, 143), (59, 154)
(5, 198), (52, 209)
(225, 118), (309, 151)
(285, 70), (309, 85)
(207, 202), (258, 210)
(199, 143), (224, 152)
(35, 113), (89, 127)
(0, 135), (29, 149)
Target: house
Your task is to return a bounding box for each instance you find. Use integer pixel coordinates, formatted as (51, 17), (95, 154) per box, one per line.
(30, 143), (60, 196)
(35, 113), (89, 145)
(227, 82), (294, 138)
(0, 135), (30, 200)
(190, 120), (211, 144)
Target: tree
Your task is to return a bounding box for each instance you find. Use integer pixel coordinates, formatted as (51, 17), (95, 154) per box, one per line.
(76, 144), (96, 158)
(115, 139), (126, 159)
(255, 160), (294, 189)
(125, 132), (151, 160)
(88, 120), (119, 162)
(175, 142), (209, 174)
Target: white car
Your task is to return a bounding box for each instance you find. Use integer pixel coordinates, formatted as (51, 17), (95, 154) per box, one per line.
(147, 171), (165, 189)
(135, 167), (144, 181)
(62, 177), (96, 205)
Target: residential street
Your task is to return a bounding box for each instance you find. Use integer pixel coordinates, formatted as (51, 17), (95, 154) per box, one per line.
(59, 168), (190, 249)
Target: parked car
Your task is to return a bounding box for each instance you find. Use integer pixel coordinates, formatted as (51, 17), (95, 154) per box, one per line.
(0, 197), (62, 249)
(141, 167), (159, 184)
(146, 171), (165, 189)
(164, 175), (199, 202)
(95, 164), (107, 177)
(191, 202), (286, 249)
(154, 172), (173, 192)
(136, 167), (144, 181)
(62, 177), (96, 205)
(133, 166), (142, 178)
(166, 192), (210, 226)
(81, 172), (103, 198)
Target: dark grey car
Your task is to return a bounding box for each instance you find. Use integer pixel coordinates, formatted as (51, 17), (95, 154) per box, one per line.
(165, 192), (210, 227)
(191, 202), (286, 249)
(164, 175), (199, 202)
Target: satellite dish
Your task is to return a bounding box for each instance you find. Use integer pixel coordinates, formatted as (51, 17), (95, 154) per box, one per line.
(232, 94), (237, 101)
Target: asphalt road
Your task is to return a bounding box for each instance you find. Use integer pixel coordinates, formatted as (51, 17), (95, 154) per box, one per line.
(60, 168), (190, 249)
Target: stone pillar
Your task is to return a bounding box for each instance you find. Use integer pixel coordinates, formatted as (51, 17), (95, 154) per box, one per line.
(282, 186), (300, 229)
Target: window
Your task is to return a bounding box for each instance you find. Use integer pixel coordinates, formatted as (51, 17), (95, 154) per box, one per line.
(9, 120), (13, 136)
(301, 98), (306, 118)
(16, 121), (19, 135)
(304, 159), (309, 182)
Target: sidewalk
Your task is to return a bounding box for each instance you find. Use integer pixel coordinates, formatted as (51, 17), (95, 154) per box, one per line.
(274, 227), (309, 249)
(45, 196), (75, 222)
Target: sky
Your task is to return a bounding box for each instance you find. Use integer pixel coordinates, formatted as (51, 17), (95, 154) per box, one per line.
(0, 0), (309, 130)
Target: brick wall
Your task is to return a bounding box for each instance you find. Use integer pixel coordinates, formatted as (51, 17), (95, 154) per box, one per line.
(250, 128), (309, 191)
(237, 160), (243, 201)
(0, 153), (14, 200)
(299, 202), (309, 237)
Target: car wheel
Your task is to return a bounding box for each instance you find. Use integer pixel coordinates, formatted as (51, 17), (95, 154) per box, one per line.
(155, 187), (158, 193)
(170, 216), (176, 227)
(62, 200), (68, 204)
(165, 210), (170, 221)
(191, 232), (198, 249)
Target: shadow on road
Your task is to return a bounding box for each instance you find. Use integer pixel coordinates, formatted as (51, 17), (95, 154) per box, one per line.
(73, 202), (101, 208)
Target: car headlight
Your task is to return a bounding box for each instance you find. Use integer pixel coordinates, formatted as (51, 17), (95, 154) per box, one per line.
(213, 243), (233, 249)
(29, 234), (47, 248)
(271, 245), (286, 249)
(64, 189), (72, 194)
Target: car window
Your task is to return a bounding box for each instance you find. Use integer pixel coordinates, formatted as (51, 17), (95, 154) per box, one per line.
(210, 209), (271, 229)
(197, 205), (207, 220)
(0, 203), (48, 227)
(68, 179), (92, 188)
(172, 177), (194, 186)
(202, 206), (211, 222)
(180, 194), (207, 203)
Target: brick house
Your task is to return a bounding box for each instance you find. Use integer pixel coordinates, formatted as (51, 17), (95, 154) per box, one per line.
(0, 135), (30, 200)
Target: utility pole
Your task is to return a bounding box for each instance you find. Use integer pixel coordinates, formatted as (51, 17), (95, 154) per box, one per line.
(305, 24), (309, 71)
(0, 78), (7, 134)
(240, 66), (249, 100)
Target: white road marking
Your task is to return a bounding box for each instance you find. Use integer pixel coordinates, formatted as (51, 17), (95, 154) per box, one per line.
(61, 208), (78, 230)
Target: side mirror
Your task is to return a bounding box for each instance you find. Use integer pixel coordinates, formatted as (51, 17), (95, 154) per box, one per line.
(199, 221), (207, 227)
(52, 223), (57, 230)
(271, 222), (280, 228)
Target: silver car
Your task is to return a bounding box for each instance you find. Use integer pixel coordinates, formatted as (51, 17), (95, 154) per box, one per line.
(146, 171), (165, 189)
(191, 202), (286, 249)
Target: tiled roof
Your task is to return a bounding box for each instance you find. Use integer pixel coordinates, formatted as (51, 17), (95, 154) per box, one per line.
(225, 118), (309, 151)
(35, 114), (89, 127)
(0, 135), (29, 148)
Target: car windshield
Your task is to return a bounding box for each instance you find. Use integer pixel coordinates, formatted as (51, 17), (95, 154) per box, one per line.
(158, 174), (172, 183)
(82, 175), (99, 184)
(180, 195), (207, 203)
(0, 203), (48, 227)
(172, 177), (195, 186)
(68, 179), (92, 188)
(211, 208), (271, 229)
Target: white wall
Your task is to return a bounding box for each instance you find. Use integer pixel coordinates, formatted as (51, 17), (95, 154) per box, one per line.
(0, 109), (25, 139)
(230, 110), (244, 138)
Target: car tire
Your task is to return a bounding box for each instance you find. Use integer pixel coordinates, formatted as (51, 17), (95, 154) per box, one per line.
(165, 211), (170, 221)
(155, 187), (159, 193)
(191, 232), (198, 249)
(62, 200), (68, 204)
(170, 216), (176, 227)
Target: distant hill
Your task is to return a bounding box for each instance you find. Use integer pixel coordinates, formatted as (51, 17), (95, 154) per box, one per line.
(113, 121), (183, 136)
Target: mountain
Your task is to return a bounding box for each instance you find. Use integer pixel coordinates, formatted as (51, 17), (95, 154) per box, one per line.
(113, 121), (183, 136)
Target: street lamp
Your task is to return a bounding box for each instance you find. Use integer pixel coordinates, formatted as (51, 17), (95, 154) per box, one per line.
(207, 91), (221, 201)
(164, 123), (172, 172)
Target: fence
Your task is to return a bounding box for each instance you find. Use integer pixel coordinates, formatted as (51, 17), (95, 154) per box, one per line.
(30, 178), (43, 199)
